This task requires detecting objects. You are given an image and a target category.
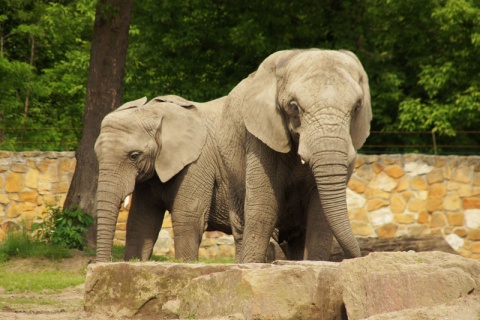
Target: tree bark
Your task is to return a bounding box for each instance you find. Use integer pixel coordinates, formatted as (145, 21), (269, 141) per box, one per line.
(64, 0), (134, 247)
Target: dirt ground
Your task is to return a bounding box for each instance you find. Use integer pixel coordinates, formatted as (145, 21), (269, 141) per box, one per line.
(0, 253), (113, 320)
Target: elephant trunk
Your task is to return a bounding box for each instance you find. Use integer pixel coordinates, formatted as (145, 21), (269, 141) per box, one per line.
(95, 172), (129, 262)
(310, 145), (361, 259)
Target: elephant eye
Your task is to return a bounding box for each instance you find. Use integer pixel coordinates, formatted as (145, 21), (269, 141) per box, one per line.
(353, 100), (362, 114)
(128, 151), (142, 162)
(288, 100), (300, 114)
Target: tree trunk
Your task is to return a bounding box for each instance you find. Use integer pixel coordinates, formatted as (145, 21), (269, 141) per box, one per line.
(64, 0), (134, 247)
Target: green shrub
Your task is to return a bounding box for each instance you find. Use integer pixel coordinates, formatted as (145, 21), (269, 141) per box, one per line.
(33, 206), (93, 250)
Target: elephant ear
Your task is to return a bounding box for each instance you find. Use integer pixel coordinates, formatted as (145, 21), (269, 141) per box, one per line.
(341, 50), (372, 150)
(141, 101), (207, 183)
(154, 95), (195, 108)
(242, 50), (300, 153)
(115, 97), (148, 112)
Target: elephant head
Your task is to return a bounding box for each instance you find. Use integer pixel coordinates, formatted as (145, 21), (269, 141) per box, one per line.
(242, 49), (371, 258)
(94, 96), (207, 262)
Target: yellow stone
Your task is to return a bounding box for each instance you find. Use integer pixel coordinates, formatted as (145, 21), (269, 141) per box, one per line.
(396, 176), (410, 192)
(0, 175), (4, 189)
(429, 212), (447, 227)
(454, 228), (468, 237)
(468, 229), (480, 241)
(351, 221), (374, 236)
(52, 182), (70, 194)
(364, 188), (390, 200)
(351, 207), (369, 223)
(21, 211), (38, 221)
(354, 157), (365, 169)
(444, 227), (454, 234)
(373, 162), (384, 173)
(471, 242), (480, 254)
(114, 230), (126, 241)
(367, 199), (389, 211)
(426, 197), (443, 212)
(453, 166), (472, 184)
(59, 158), (71, 171)
(428, 183), (446, 197)
(116, 223), (127, 231)
(162, 213), (172, 228)
(6, 172), (25, 192)
(444, 194), (462, 211)
(402, 191), (413, 201)
(394, 213), (415, 224)
(446, 212), (464, 226)
(411, 177), (428, 190)
(426, 169), (444, 184)
(384, 165), (404, 179)
(390, 193), (406, 213)
(198, 247), (208, 259)
(25, 169), (39, 189)
(417, 210), (429, 224)
(464, 197), (480, 209)
(7, 202), (21, 218)
(355, 165), (374, 180)
(407, 225), (429, 236)
(118, 210), (129, 223)
(375, 223), (398, 238)
(474, 172), (480, 187)
(11, 163), (27, 173)
(19, 190), (39, 203)
(408, 198), (425, 212)
(348, 176), (367, 194)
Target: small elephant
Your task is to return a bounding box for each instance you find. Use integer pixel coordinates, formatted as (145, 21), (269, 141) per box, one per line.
(216, 49), (372, 262)
(94, 95), (238, 262)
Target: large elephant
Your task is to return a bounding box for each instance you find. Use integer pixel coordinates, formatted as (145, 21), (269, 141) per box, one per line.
(94, 95), (237, 262)
(216, 49), (371, 262)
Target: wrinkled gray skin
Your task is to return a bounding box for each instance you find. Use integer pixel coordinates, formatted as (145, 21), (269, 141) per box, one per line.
(216, 49), (372, 262)
(94, 95), (236, 262)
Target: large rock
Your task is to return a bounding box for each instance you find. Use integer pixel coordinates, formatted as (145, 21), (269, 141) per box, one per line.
(84, 261), (343, 319)
(340, 251), (480, 320)
(84, 251), (480, 319)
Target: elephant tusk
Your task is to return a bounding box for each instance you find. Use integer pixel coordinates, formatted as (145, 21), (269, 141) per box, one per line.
(301, 158), (306, 165)
(123, 195), (131, 208)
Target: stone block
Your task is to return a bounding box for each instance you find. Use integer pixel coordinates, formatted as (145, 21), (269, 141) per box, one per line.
(117, 210), (129, 223)
(472, 242), (480, 254)
(395, 176), (409, 192)
(384, 164), (404, 179)
(375, 223), (398, 238)
(468, 229), (480, 241)
(426, 169), (444, 184)
(348, 176), (367, 193)
(368, 199), (389, 211)
(351, 221), (374, 236)
(426, 196), (443, 212)
(5, 172), (25, 192)
(364, 188), (390, 200)
(464, 197), (480, 209)
(465, 209), (480, 229)
(354, 156), (365, 168)
(347, 188), (367, 209)
(21, 210), (38, 221)
(455, 228), (468, 238)
(411, 177), (427, 190)
(373, 162), (385, 173)
(447, 212), (465, 226)
(18, 190), (38, 203)
(340, 251), (480, 320)
(351, 207), (369, 223)
(390, 193), (406, 213)
(369, 208), (393, 227)
(444, 193), (462, 211)
(453, 166), (472, 184)
(368, 172), (398, 192)
(407, 225), (429, 236)
(407, 198), (425, 212)
(0, 194), (8, 204)
(24, 169), (39, 189)
(428, 183), (446, 197)
(430, 212), (447, 227)
(474, 172), (480, 187)
(84, 262), (345, 320)
(394, 213), (415, 224)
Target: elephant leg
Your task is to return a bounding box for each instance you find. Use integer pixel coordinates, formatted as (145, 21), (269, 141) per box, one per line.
(304, 190), (333, 261)
(125, 182), (165, 261)
(285, 232), (306, 260)
(229, 209), (244, 263)
(240, 140), (279, 263)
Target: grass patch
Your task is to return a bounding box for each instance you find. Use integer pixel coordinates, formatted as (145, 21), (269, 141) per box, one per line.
(0, 228), (71, 260)
(0, 266), (86, 292)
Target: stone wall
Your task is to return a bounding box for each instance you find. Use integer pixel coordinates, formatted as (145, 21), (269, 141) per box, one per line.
(1, 151), (479, 260)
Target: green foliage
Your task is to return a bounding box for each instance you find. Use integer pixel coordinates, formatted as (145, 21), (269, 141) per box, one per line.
(33, 206), (94, 250)
(0, 228), (71, 260)
(1, 0), (479, 153)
